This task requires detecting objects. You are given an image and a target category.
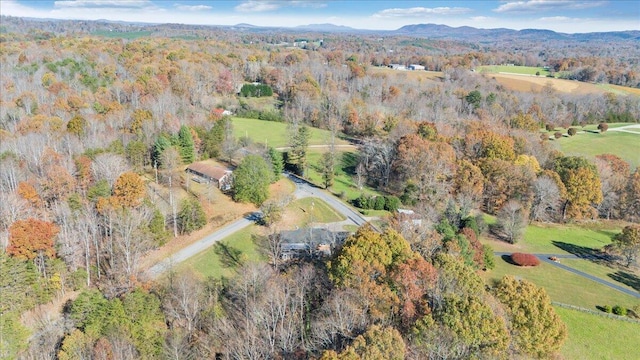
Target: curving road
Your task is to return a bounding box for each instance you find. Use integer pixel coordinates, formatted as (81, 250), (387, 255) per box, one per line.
(495, 252), (640, 299)
(145, 174), (370, 279)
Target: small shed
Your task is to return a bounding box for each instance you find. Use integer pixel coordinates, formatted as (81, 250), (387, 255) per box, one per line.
(409, 64), (425, 71)
(186, 162), (233, 190)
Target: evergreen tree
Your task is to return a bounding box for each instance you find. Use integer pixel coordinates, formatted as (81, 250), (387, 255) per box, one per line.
(267, 147), (284, 181)
(178, 125), (196, 164)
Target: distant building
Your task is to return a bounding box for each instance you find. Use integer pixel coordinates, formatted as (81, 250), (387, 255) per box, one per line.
(389, 63), (407, 70)
(186, 162), (233, 190)
(408, 64), (425, 70)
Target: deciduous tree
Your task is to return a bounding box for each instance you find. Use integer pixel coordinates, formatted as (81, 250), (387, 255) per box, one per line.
(494, 276), (567, 358)
(7, 218), (59, 261)
(612, 225), (640, 267)
(111, 172), (145, 208)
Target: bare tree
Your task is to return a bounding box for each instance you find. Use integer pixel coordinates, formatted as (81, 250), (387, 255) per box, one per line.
(92, 153), (128, 187)
(530, 176), (562, 222)
(495, 200), (528, 244)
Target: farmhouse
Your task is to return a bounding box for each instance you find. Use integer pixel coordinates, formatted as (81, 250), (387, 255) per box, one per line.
(408, 64), (425, 70)
(186, 162), (233, 190)
(280, 228), (350, 260)
(388, 63), (407, 70)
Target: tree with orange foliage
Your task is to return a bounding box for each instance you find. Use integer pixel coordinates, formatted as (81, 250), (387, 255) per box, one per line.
(7, 218), (59, 262)
(17, 181), (41, 207)
(111, 172), (146, 208)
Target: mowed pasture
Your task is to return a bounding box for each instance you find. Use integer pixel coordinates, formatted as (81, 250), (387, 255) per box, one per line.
(553, 130), (640, 169)
(477, 65), (551, 76)
(555, 307), (640, 360)
(231, 117), (349, 148)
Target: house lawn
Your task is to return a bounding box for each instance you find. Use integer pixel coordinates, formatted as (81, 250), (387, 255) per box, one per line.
(287, 197), (346, 225)
(177, 225), (262, 279)
(556, 307), (640, 360)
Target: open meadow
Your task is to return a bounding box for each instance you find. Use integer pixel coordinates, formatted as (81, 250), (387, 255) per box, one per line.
(481, 220), (640, 359)
(552, 130), (640, 169)
(231, 117), (349, 148)
(477, 65), (551, 76)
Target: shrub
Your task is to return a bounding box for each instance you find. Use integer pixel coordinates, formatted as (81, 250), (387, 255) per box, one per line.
(554, 131), (563, 139)
(511, 253), (540, 267)
(602, 305), (612, 313)
(373, 196), (386, 210)
(567, 127), (577, 136)
(597, 122), (608, 133)
(383, 196), (400, 212)
(612, 305), (627, 316)
(545, 124), (555, 132)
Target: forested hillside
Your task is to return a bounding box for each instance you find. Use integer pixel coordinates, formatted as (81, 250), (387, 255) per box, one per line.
(0, 17), (638, 359)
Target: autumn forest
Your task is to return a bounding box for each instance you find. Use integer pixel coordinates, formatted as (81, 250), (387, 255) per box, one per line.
(0, 16), (639, 360)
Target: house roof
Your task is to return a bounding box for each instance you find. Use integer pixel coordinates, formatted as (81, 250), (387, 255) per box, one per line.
(280, 228), (350, 246)
(186, 162), (230, 181)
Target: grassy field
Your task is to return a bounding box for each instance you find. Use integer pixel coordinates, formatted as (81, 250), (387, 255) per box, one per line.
(553, 130), (640, 169)
(556, 307), (640, 360)
(483, 222), (615, 254)
(305, 149), (382, 201)
(561, 259), (640, 294)
(287, 197), (346, 224)
(483, 258), (638, 310)
(231, 117), (348, 148)
(478, 65), (551, 76)
(177, 225), (262, 279)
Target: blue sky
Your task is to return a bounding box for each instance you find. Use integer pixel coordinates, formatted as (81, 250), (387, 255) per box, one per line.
(1, 1), (638, 33)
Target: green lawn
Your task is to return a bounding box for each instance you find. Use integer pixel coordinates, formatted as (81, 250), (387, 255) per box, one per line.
(484, 222), (615, 254)
(305, 149), (382, 201)
(177, 225), (262, 279)
(483, 259), (638, 310)
(556, 307), (640, 360)
(553, 130), (640, 169)
(288, 197), (346, 224)
(477, 65), (551, 77)
(231, 117), (348, 148)
(561, 259), (640, 294)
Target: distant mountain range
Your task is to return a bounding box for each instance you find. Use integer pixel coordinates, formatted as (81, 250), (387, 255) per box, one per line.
(393, 24), (640, 42)
(4, 16), (639, 42)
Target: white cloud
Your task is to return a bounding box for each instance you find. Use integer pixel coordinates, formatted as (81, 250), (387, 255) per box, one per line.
(235, 1), (326, 13)
(470, 16), (494, 21)
(494, 1), (607, 13)
(175, 4), (212, 12)
(54, 0), (153, 9)
(373, 7), (472, 18)
(538, 16), (587, 22)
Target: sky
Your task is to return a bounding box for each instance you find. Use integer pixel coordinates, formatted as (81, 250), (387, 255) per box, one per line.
(1, 1), (638, 33)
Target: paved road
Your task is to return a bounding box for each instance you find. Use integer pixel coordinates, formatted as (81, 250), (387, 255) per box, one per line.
(495, 252), (640, 299)
(145, 173), (372, 278)
(287, 173), (370, 228)
(146, 216), (255, 278)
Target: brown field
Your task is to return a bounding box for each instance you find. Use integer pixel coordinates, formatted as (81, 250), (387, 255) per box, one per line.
(486, 73), (640, 96)
(369, 66), (443, 82)
(487, 73), (602, 94)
